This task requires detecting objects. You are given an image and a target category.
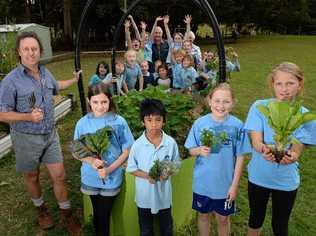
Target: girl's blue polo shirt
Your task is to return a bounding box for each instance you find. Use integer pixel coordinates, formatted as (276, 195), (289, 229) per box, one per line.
(74, 112), (134, 190)
(126, 131), (180, 214)
(244, 99), (315, 191)
(185, 114), (251, 199)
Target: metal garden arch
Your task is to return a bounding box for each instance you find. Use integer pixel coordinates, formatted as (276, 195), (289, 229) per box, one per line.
(75, 0), (226, 115)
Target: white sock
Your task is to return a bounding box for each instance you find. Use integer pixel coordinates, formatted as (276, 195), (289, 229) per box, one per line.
(31, 196), (44, 207)
(58, 200), (71, 209)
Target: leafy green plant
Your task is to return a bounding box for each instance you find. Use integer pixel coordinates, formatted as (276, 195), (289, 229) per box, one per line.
(200, 129), (228, 153)
(148, 159), (180, 181)
(114, 86), (198, 157)
(257, 100), (316, 162)
(71, 126), (113, 183)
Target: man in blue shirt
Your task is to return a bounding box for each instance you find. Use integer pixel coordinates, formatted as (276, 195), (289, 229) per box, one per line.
(0, 31), (81, 234)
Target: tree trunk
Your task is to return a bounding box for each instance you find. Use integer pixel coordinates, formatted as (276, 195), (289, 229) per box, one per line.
(63, 0), (73, 49)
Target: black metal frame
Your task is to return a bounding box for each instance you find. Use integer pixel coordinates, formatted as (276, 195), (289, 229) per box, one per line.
(75, 0), (226, 115)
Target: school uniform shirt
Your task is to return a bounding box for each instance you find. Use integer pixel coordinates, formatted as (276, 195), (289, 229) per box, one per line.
(74, 112), (134, 190)
(89, 74), (106, 86)
(124, 63), (142, 90)
(126, 131), (180, 214)
(244, 99), (315, 191)
(166, 41), (182, 64)
(103, 73), (125, 95)
(171, 63), (183, 89)
(226, 58), (240, 72)
(144, 40), (153, 63)
(184, 114), (251, 199)
(192, 44), (202, 65)
(180, 66), (198, 89)
(156, 77), (172, 88)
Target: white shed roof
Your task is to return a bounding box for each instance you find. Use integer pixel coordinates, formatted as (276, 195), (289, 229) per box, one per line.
(0, 24), (49, 33)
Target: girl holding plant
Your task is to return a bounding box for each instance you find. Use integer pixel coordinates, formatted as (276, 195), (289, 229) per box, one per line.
(245, 62), (316, 236)
(185, 83), (251, 236)
(73, 83), (134, 236)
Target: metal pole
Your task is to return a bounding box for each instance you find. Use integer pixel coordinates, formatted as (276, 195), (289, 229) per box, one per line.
(74, 0), (95, 115)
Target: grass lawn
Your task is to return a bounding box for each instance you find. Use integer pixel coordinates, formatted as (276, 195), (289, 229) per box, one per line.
(0, 35), (316, 235)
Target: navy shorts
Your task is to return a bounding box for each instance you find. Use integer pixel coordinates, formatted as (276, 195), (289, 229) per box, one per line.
(192, 192), (236, 216)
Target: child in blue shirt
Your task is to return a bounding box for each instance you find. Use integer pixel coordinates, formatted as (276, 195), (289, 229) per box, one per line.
(170, 49), (185, 89)
(245, 62), (316, 236)
(89, 61), (109, 85)
(73, 83), (134, 236)
(127, 98), (180, 236)
(124, 50), (144, 91)
(179, 54), (198, 92)
(185, 83), (251, 236)
(103, 61), (129, 96)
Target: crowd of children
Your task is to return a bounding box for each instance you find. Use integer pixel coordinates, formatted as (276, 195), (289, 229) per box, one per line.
(89, 14), (240, 94)
(74, 57), (316, 236)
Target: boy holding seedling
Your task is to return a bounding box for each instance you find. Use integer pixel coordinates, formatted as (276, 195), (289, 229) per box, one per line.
(127, 98), (180, 236)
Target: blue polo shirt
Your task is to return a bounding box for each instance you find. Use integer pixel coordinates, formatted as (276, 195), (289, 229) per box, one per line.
(0, 64), (58, 134)
(126, 131), (180, 214)
(180, 66), (198, 89)
(124, 63), (142, 90)
(185, 114), (251, 199)
(171, 63), (182, 89)
(244, 99), (315, 191)
(74, 112), (134, 190)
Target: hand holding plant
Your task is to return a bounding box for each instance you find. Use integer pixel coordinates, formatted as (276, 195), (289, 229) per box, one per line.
(257, 100), (316, 163)
(71, 126), (113, 184)
(200, 129), (228, 153)
(149, 159), (180, 182)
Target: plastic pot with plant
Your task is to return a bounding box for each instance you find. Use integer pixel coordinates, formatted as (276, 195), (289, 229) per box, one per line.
(257, 100), (316, 163)
(200, 129), (228, 153)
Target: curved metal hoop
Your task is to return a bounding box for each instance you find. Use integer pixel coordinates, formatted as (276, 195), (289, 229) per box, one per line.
(75, 0), (226, 115)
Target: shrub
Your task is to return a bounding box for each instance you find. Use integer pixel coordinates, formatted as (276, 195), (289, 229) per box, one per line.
(114, 86), (198, 156)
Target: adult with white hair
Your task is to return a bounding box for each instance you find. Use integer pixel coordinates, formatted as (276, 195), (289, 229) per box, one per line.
(184, 15), (202, 66)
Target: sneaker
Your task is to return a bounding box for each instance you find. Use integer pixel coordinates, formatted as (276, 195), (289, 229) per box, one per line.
(37, 204), (54, 229)
(60, 208), (81, 236)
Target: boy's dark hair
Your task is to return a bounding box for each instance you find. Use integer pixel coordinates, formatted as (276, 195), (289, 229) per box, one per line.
(140, 99), (166, 122)
(157, 63), (169, 76)
(87, 83), (117, 113)
(15, 31), (44, 62)
(95, 61), (109, 76)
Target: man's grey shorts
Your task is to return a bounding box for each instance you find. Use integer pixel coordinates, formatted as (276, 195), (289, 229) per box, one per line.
(10, 129), (63, 172)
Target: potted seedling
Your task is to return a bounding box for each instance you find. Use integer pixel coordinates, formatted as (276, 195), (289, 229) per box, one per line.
(200, 129), (228, 153)
(71, 126), (113, 184)
(257, 100), (316, 163)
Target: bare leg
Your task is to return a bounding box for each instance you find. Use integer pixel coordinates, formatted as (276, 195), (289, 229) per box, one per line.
(24, 168), (42, 199)
(46, 163), (68, 202)
(198, 213), (210, 236)
(215, 213), (230, 236)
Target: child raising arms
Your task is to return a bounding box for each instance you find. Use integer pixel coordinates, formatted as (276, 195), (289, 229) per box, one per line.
(127, 99), (180, 236)
(73, 83), (134, 236)
(185, 83), (251, 236)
